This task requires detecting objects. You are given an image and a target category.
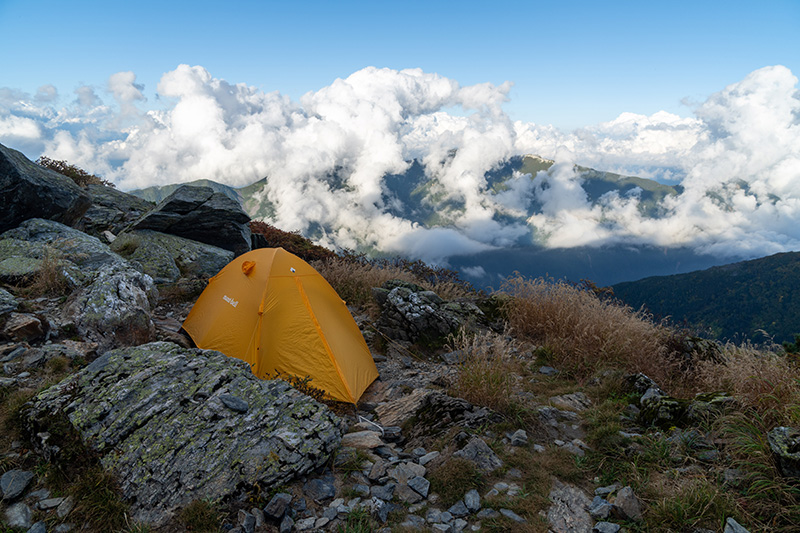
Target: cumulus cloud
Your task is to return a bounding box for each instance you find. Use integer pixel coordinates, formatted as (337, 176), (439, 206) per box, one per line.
(0, 64), (798, 264)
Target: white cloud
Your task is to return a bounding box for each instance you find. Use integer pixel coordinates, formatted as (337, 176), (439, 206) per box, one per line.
(0, 64), (798, 264)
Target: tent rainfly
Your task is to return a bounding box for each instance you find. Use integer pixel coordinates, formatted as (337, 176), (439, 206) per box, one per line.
(182, 247), (378, 403)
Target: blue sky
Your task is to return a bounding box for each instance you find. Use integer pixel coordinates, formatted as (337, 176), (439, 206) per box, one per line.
(1, 0), (798, 130)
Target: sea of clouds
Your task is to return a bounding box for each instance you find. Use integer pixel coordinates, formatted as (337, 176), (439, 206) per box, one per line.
(1, 65), (798, 263)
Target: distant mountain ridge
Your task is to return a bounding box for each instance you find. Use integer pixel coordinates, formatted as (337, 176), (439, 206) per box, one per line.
(612, 251), (800, 344)
(128, 155), (727, 287)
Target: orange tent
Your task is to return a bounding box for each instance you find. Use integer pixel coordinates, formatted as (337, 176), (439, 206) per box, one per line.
(182, 248), (378, 403)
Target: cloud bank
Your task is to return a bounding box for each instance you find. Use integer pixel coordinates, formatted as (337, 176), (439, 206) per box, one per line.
(1, 65), (798, 263)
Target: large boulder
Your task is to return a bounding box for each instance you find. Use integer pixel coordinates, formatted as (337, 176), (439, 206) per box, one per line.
(23, 342), (343, 526)
(129, 185), (251, 256)
(77, 183), (154, 237)
(0, 143), (91, 232)
(111, 229), (233, 283)
(372, 280), (484, 344)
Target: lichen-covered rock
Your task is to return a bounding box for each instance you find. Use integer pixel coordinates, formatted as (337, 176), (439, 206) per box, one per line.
(401, 392), (496, 443)
(767, 426), (800, 478)
(0, 218), (128, 286)
(452, 437), (503, 473)
(0, 143), (91, 233)
(129, 185), (251, 256)
(23, 342), (343, 525)
(547, 479), (593, 533)
(77, 183), (153, 237)
(64, 264), (158, 350)
(111, 229), (233, 283)
(373, 280), (483, 344)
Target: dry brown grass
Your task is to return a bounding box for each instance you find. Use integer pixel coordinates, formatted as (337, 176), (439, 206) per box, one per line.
(26, 247), (71, 297)
(448, 328), (521, 415)
(312, 256), (417, 310)
(696, 343), (800, 424)
(500, 275), (678, 385)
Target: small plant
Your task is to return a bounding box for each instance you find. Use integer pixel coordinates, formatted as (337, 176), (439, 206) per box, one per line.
(71, 467), (129, 531)
(25, 247), (71, 297)
(428, 458), (484, 506)
(36, 156), (114, 188)
(336, 506), (376, 533)
(648, 477), (739, 532)
(112, 234), (141, 258)
(179, 498), (223, 532)
(272, 371), (327, 402)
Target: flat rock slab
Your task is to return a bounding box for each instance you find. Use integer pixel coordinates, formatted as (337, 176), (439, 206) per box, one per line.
(23, 342), (342, 526)
(547, 479), (593, 533)
(0, 469), (34, 500)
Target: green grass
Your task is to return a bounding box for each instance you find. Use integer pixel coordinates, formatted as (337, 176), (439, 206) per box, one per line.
(179, 499), (223, 532)
(427, 458), (484, 507)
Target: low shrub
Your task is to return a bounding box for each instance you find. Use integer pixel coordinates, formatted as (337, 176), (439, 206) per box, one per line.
(35, 156), (114, 188)
(249, 221), (335, 262)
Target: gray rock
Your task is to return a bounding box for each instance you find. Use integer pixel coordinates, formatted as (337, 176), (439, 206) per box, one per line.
(264, 492), (293, 520)
(724, 517), (751, 533)
(477, 508), (499, 519)
(23, 342), (342, 526)
(400, 515), (427, 528)
(593, 522), (621, 533)
(111, 229), (233, 283)
(464, 489), (480, 512)
(510, 429), (528, 446)
(767, 426), (800, 478)
(55, 495), (75, 518)
(547, 479), (593, 533)
(78, 183), (153, 237)
(37, 496), (65, 510)
(452, 437), (503, 473)
(368, 457), (387, 481)
(353, 483), (371, 497)
(2, 313), (44, 343)
(0, 288), (18, 316)
(1, 469), (35, 500)
(500, 508), (526, 522)
(448, 500), (469, 518)
(238, 510), (256, 533)
(0, 143), (91, 233)
(408, 475), (430, 498)
(371, 483), (396, 501)
(219, 394), (249, 413)
(396, 483), (424, 504)
(588, 495), (613, 519)
(26, 521), (47, 533)
(130, 185), (251, 256)
(612, 486), (642, 521)
(419, 450), (440, 466)
(4, 502), (33, 529)
(441, 350), (464, 364)
(426, 507), (444, 523)
(550, 392), (592, 412)
(251, 508), (265, 528)
(53, 525), (74, 533)
(279, 514), (294, 533)
(304, 477), (336, 502)
(539, 365), (559, 375)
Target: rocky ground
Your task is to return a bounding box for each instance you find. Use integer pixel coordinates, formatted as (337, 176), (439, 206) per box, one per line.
(2, 142), (797, 532)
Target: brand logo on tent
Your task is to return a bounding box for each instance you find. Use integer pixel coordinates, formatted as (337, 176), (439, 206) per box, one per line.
(222, 295), (238, 308)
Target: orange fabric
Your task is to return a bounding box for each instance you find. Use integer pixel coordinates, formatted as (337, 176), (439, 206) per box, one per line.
(182, 248), (378, 403)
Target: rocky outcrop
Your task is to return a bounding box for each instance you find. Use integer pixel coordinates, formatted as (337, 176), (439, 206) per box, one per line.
(0, 143), (91, 233)
(23, 342), (343, 526)
(129, 185), (251, 256)
(768, 426), (800, 478)
(372, 280), (484, 344)
(111, 229), (233, 283)
(64, 264), (158, 349)
(0, 219), (158, 349)
(77, 183), (153, 237)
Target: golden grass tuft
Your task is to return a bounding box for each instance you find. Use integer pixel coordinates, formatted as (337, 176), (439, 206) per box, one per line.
(696, 343), (800, 425)
(448, 328), (521, 415)
(26, 247), (71, 297)
(500, 275), (678, 386)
